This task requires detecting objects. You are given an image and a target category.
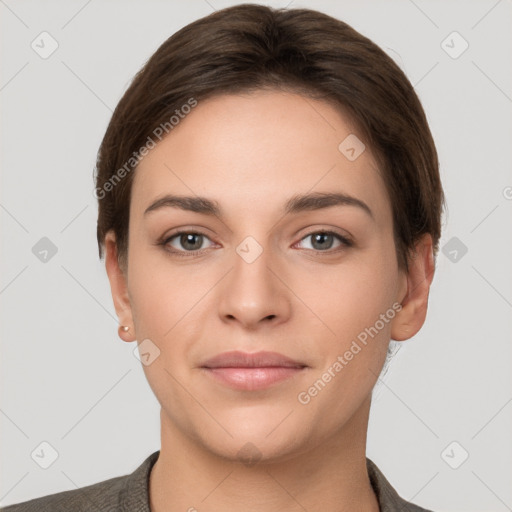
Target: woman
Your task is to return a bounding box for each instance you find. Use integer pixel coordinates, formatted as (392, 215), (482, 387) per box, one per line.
(2, 4), (444, 511)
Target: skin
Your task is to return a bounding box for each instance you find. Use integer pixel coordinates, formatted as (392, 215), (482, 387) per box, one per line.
(104, 90), (434, 512)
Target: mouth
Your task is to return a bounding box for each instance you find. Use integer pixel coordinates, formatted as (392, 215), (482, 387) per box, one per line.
(200, 350), (308, 391)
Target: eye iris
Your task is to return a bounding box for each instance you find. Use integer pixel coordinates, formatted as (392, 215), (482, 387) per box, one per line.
(311, 232), (333, 250)
(181, 233), (202, 251)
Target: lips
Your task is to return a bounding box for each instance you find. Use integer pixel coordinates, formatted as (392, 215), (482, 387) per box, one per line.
(201, 350), (307, 369)
(200, 351), (307, 391)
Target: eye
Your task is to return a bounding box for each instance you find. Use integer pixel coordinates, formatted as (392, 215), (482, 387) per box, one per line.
(161, 230), (215, 255)
(295, 230), (352, 252)
(158, 229), (352, 257)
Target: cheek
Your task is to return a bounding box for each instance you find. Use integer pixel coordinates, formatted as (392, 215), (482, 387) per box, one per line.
(289, 250), (399, 391)
(127, 247), (211, 374)
(127, 246), (181, 337)
(293, 255), (398, 338)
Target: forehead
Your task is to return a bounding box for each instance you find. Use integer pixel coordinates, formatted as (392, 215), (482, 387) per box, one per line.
(131, 90), (391, 225)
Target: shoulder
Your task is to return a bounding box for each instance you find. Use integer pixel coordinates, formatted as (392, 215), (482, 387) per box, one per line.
(366, 457), (435, 512)
(0, 451), (160, 512)
(0, 474), (126, 512)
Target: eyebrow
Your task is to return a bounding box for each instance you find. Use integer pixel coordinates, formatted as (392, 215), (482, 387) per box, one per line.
(144, 192), (373, 219)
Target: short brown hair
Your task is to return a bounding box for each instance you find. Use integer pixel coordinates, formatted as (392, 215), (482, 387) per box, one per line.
(95, 3), (445, 273)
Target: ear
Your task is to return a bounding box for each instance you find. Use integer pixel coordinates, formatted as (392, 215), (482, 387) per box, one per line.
(391, 233), (435, 342)
(104, 230), (136, 342)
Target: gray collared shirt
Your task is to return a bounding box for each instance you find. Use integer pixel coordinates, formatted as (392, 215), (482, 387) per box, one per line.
(1, 451), (433, 511)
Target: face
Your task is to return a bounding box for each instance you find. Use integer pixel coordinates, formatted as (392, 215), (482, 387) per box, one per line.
(108, 90), (415, 463)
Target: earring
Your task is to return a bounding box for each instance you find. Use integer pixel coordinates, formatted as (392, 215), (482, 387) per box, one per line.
(120, 325), (129, 332)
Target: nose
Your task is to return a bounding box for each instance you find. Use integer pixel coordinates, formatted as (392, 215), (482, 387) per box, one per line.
(217, 241), (292, 330)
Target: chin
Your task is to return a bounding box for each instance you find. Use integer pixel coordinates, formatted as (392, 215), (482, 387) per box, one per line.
(207, 432), (309, 467)
(188, 409), (317, 466)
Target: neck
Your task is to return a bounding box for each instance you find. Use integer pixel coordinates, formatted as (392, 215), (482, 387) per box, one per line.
(149, 397), (379, 512)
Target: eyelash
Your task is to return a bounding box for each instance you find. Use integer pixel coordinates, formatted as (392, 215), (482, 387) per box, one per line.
(158, 229), (353, 258)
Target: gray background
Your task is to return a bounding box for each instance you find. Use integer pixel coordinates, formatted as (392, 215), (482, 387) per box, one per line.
(1, 0), (511, 510)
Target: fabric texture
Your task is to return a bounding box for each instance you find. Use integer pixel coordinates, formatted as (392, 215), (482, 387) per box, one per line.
(1, 451), (433, 511)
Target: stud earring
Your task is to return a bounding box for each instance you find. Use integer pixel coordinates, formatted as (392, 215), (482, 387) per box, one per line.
(120, 325), (129, 332)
